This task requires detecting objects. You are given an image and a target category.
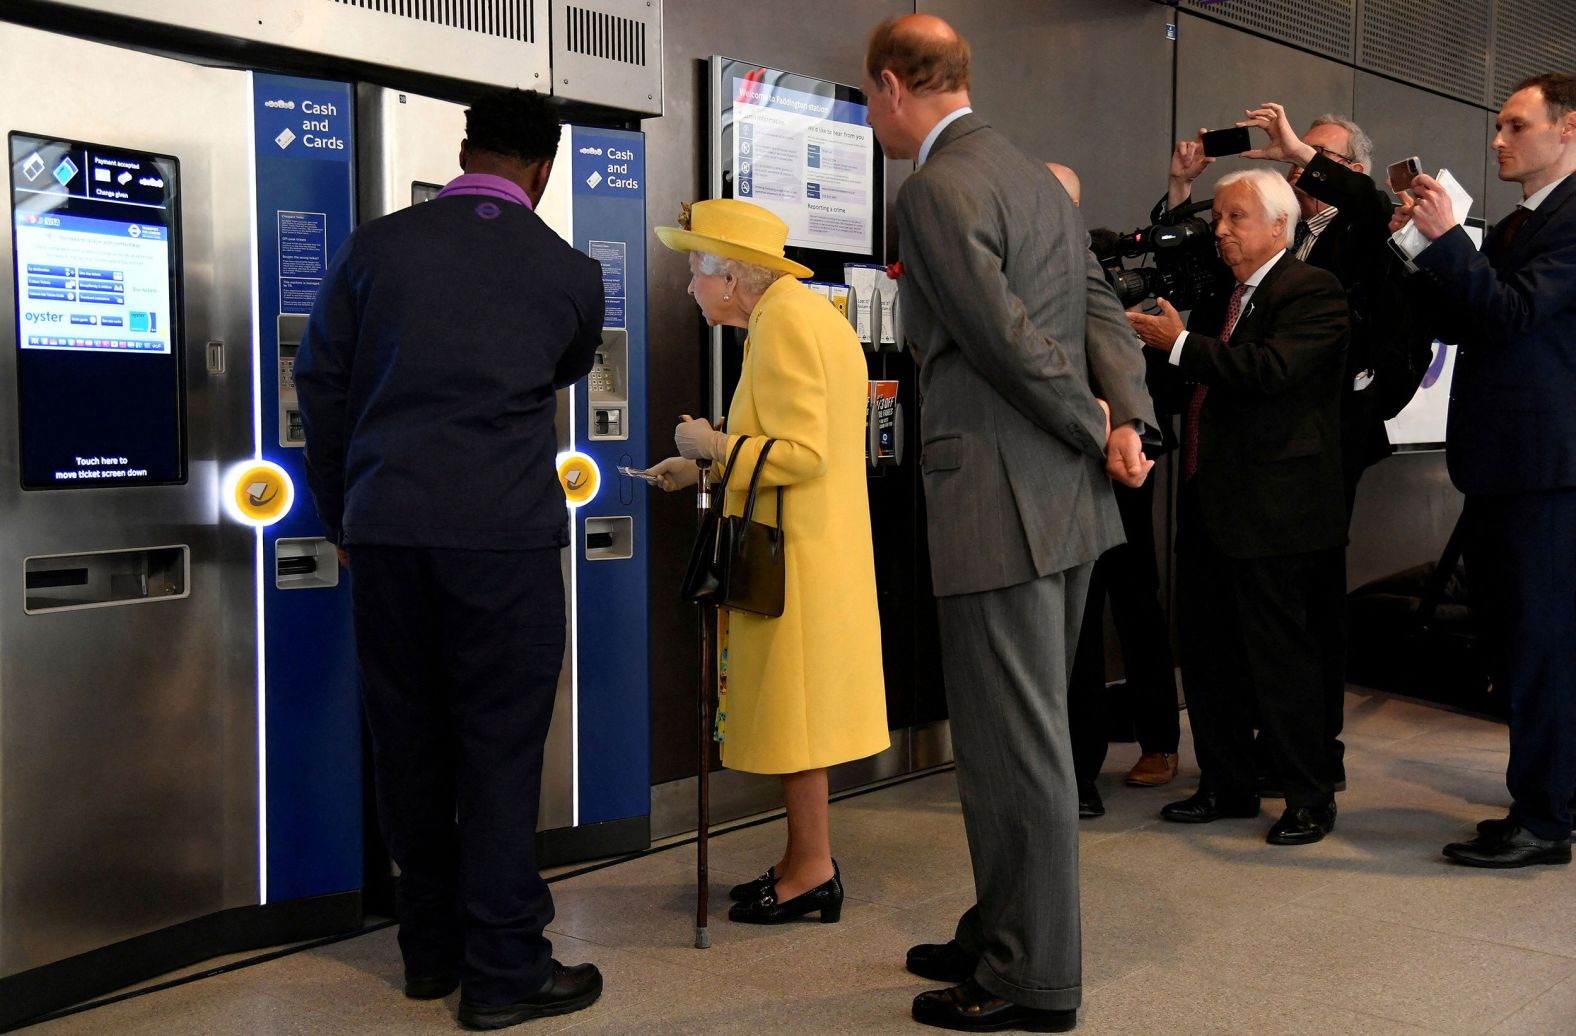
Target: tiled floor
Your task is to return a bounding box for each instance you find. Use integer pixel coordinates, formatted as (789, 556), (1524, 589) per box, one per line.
(31, 689), (1576, 1035)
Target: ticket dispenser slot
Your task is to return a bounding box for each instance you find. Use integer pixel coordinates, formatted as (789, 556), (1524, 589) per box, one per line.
(278, 313), (307, 447)
(588, 330), (629, 441)
(23, 546), (190, 614)
(274, 537), (341, 590)
(584, 516), (633, 561)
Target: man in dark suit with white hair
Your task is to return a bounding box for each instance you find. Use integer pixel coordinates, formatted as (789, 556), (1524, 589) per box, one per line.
(1130, 167), (1349, 847)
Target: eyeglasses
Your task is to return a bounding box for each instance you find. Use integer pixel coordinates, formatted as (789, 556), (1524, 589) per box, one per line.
(1310, 144), (1357, 165)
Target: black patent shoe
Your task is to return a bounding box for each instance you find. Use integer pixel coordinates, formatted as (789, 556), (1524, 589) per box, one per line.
(906, 939), (979, 984)
(457, 960), (602, 1030)
(1077, 783), (1105, 819)
(1266, 802), (1336, 845)
(728, 861), (843, 924)
(403, 972), (459, 999)
(729, 866), (776, 903)
(1160, 789), (1260, 823)
(1444, 824), (1572, 869)
(912, 978), (1077, 1032)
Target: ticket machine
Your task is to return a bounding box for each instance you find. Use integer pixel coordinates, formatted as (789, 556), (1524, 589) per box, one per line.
(356, 86), (652, 863)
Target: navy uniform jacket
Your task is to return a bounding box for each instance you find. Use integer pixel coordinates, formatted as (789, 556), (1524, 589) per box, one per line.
(296, 192), (604, 550)
(1415, 174), (1576, 496)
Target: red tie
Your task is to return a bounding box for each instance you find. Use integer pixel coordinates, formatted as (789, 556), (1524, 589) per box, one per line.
(1182, 283), (1248, 481)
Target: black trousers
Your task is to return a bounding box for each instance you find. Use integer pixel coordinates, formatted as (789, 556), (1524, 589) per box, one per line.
(1069, 476), (1181, 784)
(1463, 489), (1576, 842)
(350, 545), (564, 1008)
(1177, 488), (1345, 810)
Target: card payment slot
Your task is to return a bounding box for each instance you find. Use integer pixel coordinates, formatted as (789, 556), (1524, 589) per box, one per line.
(278, 313), (308, 447)
(588, 329), (629, 441)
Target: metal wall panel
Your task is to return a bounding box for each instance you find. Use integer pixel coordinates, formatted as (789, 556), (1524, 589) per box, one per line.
(550, 0), (665, 116)
(1491, 0), (1576, 108)
(1352, 70), (1489, 219)
(1358, 0), (1489, 105)
(24, 0), (552, 95)
(1183, 0), (1355, 62)
(0, 24), (258, 975)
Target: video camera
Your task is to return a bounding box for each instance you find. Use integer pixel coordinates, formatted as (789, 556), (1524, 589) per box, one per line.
(1092, 198), (1233, 311)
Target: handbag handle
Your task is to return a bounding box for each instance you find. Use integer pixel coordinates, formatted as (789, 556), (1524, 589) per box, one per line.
(740, 435), (784, 536)
(710, 437), (750, 518)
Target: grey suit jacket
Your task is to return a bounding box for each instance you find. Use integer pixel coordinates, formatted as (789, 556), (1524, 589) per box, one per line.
(898, 113), (1155, 597)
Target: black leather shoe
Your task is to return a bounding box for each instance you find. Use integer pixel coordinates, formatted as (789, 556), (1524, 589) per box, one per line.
(1266, 802), (1336, 845)
(906, 939), (979, 984)
(403, 972), (459, 999)
(457, 960), (602, 1030)
(1160, 789), (1260, 824)
(728, 861), (842, 924)
(912, 978), (1076, 1032)
(729, 866), (776, 903)
(1444, 824), (1572, 869)
(1077, 783), (1105, 819)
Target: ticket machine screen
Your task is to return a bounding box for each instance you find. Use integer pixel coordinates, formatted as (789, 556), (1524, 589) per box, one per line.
(10, 132), (184, 489)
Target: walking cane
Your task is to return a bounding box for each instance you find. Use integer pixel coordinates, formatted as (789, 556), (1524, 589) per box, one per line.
(694, 457), (713, 949)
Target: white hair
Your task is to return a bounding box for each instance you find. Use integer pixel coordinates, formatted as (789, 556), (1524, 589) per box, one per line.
(1309, 113), (1374, 170)
(1216, 168), (1300, 247)
(694, 252), (783, 297)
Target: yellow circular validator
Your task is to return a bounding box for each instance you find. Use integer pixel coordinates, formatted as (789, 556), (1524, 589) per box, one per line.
(223, 460), (295, 526)
(556, 451), (600, 507)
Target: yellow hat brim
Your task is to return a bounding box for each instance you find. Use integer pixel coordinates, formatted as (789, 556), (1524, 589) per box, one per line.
(654, 225), (815, 280)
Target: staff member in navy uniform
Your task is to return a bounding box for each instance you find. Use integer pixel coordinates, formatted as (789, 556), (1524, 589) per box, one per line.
(296, 89), (606, 1029)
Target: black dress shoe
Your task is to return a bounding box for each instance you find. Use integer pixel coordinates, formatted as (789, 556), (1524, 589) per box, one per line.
(1444, 824), (1573, 869)
(1266, 802), (1336, 845)
(1077, 783), (1105, 819)
(1476, 814), (1515, 837)
(1160, 789), (1260, 824)
(728, 861), (842, 924)
(912, 978), (1076, 1033)
(403, 972), (459, 999)
(906, 939), (979, 984)
(729, 866), (776, 903)
(457, 960), (602, 1030)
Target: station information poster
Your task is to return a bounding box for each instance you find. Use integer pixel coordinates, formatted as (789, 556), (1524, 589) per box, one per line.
(712, 58), (879, 259)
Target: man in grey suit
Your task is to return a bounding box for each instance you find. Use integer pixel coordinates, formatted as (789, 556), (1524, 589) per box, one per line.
(862, 15), (1154, 1033)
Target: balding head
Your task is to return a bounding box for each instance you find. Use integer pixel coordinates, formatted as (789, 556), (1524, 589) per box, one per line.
(865, 14), (971, 95)
(1046, 162), (1081, 207)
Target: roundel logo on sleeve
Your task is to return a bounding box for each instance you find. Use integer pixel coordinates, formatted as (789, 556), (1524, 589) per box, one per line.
(556, 451), (600, 507)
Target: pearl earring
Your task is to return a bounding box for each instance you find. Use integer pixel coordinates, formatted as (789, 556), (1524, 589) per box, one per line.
(722, 293), (732, 301)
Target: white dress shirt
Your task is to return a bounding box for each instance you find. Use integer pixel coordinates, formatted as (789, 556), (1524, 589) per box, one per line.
(1170, 249), (1286, 363)
(917, 106), (972, 167)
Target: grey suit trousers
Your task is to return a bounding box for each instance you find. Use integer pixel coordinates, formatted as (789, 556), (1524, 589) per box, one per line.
(937, 563), (1092, 1013)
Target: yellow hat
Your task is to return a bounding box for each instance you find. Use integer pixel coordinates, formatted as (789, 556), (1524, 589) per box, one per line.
(655, 199), (814, 279)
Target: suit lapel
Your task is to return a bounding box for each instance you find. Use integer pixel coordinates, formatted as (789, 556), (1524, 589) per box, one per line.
(1227, 252), (1294, 341)
(1503, 174), (1576, 268)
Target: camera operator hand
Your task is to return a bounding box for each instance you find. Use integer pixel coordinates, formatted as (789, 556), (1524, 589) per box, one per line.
(1169, 131), (1214, 209)
(1125, 297), (1186, 351)
(1409, 174), (1460, 240)
(1238, 102), (1317, 167)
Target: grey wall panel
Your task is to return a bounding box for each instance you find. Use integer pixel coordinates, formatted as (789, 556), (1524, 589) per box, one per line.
(1183, 0), (1355, 63)
(1357, 0), (1489, 106)
(1176, 13), (1355, 203)
(1352, 70), (1487, 219)
(642, 0), (908, 786)
(1491, 0), (1576, 108)
(919, 0), (1175, 238)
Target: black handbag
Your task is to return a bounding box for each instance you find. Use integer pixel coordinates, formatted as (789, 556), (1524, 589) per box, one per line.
(680, 437), (786, 618)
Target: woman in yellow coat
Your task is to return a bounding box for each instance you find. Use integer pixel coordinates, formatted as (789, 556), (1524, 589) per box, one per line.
(650, 199), (888, 925)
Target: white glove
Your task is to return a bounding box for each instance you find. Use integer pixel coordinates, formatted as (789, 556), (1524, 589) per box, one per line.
(648, 456), (700, 492)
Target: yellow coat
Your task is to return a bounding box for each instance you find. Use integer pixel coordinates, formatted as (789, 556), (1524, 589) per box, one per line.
(715, 276), (889, 774)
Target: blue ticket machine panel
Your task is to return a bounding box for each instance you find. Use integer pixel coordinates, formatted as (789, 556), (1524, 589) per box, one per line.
(9, 133), (184, 488)
(249, 73), (361, 904)
(568, 125), (650, 838)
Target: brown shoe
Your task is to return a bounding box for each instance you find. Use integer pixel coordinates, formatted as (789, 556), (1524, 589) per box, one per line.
(1126, 752), (1179, 787)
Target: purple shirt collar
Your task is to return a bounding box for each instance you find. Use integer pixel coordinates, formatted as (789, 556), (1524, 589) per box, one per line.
(435, 173), (533, 210)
